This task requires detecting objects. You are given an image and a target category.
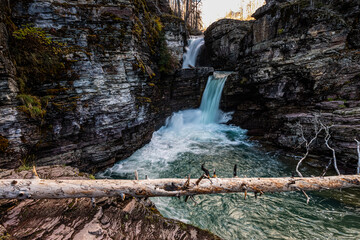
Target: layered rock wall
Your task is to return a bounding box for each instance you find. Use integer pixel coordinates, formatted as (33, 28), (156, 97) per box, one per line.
(0, 0), (210, 172)
(217, 0), (360, 171)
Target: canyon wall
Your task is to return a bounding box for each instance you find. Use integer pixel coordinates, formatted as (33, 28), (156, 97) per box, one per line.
(205, 0), (360, 171)
(0, 0), (212, 172)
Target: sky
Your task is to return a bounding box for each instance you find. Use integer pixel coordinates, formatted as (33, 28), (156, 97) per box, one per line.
(201, 0), (265, 28)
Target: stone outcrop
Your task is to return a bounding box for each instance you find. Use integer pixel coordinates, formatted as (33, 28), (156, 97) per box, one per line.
(0, 166), (221, 240)
(170, 68), (213, 110)
(215, 0), (360, 171)
(0, 0), (20, 169)
(201, 19), (253, 70)
(0, 0), (211, 172)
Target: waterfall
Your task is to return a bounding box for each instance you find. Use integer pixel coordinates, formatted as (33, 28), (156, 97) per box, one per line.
(182, 36), (204, 69)
(165, 72), (231, 129)
(99, 71), (235, 179)
(199, 72), (229, 124)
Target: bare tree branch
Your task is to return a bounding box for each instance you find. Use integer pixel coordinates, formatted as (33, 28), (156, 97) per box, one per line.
(296, 119), (324, 177)
(301, 189), (310, 204)
(321, 122), (341, 175)
(296, 115), (344, 177)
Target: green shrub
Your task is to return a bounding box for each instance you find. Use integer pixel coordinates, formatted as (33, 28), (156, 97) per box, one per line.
(11, 25), (70, 93)
(17, 94), (49, 120)
(8, 24), (78, 123)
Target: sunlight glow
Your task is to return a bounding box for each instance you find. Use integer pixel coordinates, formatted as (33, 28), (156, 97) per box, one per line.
(201, 0), (266, 29)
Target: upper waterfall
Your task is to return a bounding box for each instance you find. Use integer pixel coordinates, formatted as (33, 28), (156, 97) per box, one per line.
(182, 36), (204, 69)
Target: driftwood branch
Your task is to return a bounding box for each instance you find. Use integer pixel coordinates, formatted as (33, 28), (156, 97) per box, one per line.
(296, 115), (344, 177)
(0, 175), (359, 200)
(321, 123), (341, 175)
(296, 120), (323, 177)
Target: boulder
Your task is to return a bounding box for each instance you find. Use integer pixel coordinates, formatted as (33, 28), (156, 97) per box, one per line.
(202, 19), (253, 70)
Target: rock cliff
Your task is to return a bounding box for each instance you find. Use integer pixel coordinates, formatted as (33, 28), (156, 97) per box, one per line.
(0, 0), (212, 172)
(201, 19), (253, 70)
(204, 0), (360, 171)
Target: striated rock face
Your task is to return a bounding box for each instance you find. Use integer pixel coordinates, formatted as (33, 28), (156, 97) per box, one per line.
(218, 0), (360, 171)
(0, 166), (221, 240)
(0, 0), (21, 168)
(162, 14), (187, 63)
(202, 19), (253, 70)
(170, 68), (213, 110)
(0, 0), (210, 172)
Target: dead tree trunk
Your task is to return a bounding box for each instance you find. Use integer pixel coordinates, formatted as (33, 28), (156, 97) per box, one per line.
(1, 175), (359, 199)
(184, 0), (189, 25)
(177, 0), (181, 17)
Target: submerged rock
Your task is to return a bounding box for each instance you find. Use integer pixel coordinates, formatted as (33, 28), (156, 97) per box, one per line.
(0, 166), (221, 240)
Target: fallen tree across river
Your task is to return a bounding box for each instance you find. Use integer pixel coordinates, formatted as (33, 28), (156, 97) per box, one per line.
(1, 173), (359, 200)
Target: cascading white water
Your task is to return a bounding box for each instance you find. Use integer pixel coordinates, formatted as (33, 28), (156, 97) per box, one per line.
(99, 72), (240, 179)
(162, 72), (231, 129)
(182, 36), (204, 69)
(199, 72), (229, 123)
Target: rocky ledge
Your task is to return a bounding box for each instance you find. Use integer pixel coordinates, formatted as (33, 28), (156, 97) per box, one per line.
(0, 166), (220, 240)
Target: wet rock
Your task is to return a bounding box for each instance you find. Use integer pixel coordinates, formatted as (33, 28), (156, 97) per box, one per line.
(161, 14), (187, 63)
(0, 166), (221, 240)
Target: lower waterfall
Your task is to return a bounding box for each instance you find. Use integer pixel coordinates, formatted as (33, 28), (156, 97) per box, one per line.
(100, 73), (360, 239)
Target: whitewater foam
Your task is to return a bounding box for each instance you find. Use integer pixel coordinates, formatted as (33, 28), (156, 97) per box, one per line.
(98, 72), (249, 179)
(182, 36), (204, 69)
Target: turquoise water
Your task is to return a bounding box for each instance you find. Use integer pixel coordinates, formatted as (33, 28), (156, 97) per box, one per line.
(100, 74), (360, 239)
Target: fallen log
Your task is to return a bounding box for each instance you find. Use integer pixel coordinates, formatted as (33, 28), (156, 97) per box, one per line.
(0, 175), (360, 199)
